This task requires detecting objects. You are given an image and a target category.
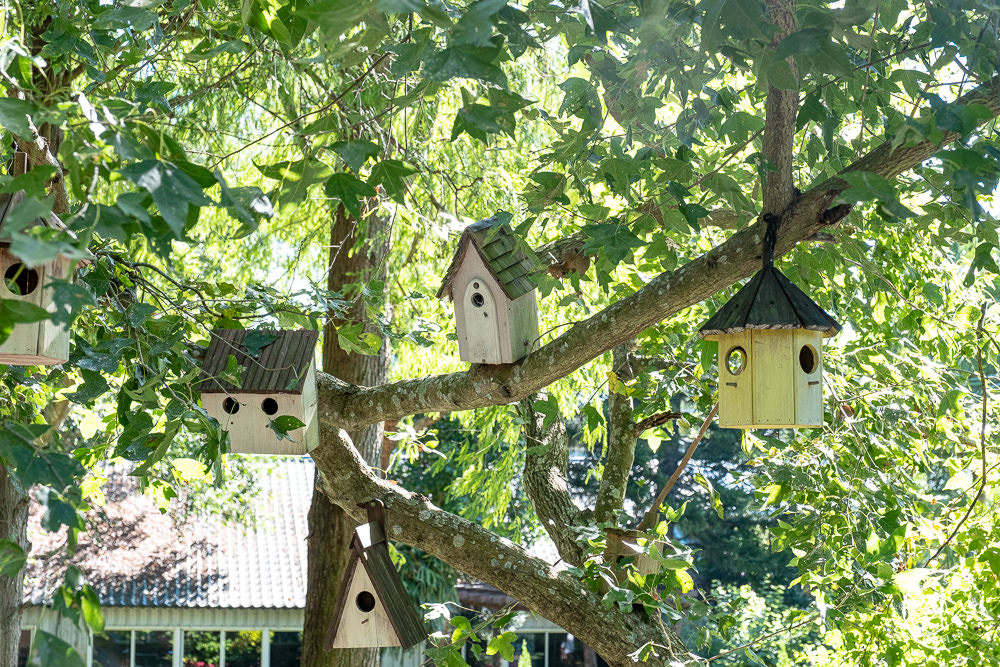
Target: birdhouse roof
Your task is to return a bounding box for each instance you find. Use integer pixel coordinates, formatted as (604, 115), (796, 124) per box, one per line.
(326, 521), (427, 649)
(0, 189), (72, 247)
(198, 329), (319, 394)
(436, 215), (541, 301)
(698, 266), (841, 338)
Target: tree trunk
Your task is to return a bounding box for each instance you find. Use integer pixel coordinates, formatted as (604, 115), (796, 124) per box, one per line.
(302, 204), (390, 667)
(0, 469), (28, 667)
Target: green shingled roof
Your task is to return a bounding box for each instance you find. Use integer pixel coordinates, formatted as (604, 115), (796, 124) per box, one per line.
(437, 214), (541, 301)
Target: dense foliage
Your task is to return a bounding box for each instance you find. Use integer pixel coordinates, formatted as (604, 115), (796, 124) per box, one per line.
(0, 0), (999, 665)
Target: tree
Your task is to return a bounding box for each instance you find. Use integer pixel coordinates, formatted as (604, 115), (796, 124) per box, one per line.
(1, 1), (999, 666)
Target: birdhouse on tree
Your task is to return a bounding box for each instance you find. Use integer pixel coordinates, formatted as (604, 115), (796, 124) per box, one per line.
(0, 152), (77, 366)
(198, 329), (320, 455)
(698, 217), (840, 429)
(437, 214), (542, 365)
(326, 500), (427, 650)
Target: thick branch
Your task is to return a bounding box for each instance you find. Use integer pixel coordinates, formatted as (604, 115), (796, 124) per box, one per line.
(594, 343), (638, 524)
(315, 75), (1000, 432)
(761, 0), (800, 214)
(521, 397), (589, 567)
(310, 427), (696, 667)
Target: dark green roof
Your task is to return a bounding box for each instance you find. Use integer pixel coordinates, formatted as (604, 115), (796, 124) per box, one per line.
(698, 266), (841, 338)
(198, 329), (319, 394)
(437, 214), (541, 300)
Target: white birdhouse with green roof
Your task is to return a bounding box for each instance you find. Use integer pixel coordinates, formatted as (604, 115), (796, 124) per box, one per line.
(198, 329), (319, 455)
(0, 153), (78, 366)
(698, 217), (840, 429)
(437, 214), (541, 365)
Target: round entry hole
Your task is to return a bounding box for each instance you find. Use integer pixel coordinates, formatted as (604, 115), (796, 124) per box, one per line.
(356, 591), (376, 613)
(726, 346), (747, 376)
(4, 263), (39, 296)
(261, 397), (279, 415)
(223, 397), (240, 414)
(799, 345), (818, 374)
(471, 292), (485, 308)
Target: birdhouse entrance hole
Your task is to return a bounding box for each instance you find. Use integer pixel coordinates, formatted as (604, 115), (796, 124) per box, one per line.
(3, 263), (39, 296)
(261, 397), (279, 415)
(799, 345), (817, 373)
(223, 397), (240, 414)
(356, 591), (376, 612)
(726, 346), (747, 375)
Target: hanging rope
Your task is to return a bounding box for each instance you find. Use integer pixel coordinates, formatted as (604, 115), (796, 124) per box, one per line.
(762, 213), (780, 268)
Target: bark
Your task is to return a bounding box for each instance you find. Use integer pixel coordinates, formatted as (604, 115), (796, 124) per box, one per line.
(521, 397), (588, 567)
(595, 343), (638, 525)
(315, 74), (1000, 432)
(0, 470), (28, 667)
(303, 205), (390, 667)
(761, 0), (800, 215)
(310, 429), (699, 667)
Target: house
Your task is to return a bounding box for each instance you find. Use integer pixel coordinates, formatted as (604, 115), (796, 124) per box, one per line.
(21, 459), (608, 667)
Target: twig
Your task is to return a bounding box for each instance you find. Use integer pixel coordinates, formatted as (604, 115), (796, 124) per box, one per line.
(633, 411), (683, 436)
(707, 613), (818, 662)
(637, 403), (718, 532)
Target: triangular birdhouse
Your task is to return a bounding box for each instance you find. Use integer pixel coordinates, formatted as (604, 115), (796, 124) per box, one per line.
(198, 329), (319, 454)
(437, 214), (542, 364)
(698, 218), (841, 429)
(0, 153), (80, 366)
(326, 501), (427, 650)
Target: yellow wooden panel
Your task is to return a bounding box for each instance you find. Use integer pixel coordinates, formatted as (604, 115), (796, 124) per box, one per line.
(794, 330), (824, 427)
(751, 330), (795, 427)
(717, 332), (753, 428)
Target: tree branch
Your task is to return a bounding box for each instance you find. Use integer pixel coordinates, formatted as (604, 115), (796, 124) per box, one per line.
(521, 397), (589, 567)
(595, 343), (639, 524)
(761, 0), (800, 214)
(314, 75), (1000, 432)
(310, 426), (696, 666)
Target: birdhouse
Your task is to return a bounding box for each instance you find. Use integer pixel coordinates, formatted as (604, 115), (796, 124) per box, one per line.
(198, 329), (320, 455)
(604, 528), (663, 580)
(437, 215), (542, 364)
(698, 218), (840, 429)
(326, 500), (427, 650)
(0, 153), (77, 366)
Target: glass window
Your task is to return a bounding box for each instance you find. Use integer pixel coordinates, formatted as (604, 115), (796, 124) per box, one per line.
(183, 631), (221, 667)
(135, 630), (173, 667)
(512, 633), (545, 666)
(93, 630), (131, 667)
(224, 631), (261, 667)
(269, 632), (302, 667)
(17, 630), (30, 667)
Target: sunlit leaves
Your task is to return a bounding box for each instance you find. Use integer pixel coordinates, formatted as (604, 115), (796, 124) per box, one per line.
(118, 161), (211, 237)
(325, 172), (376, 220)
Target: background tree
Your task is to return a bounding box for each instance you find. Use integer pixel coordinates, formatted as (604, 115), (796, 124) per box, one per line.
(1, 1), (999, 666)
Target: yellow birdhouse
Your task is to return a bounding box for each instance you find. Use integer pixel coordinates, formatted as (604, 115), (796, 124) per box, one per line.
(698, 218), (840, 429)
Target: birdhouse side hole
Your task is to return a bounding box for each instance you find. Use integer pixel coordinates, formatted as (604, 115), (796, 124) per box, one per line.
(799, 345), (817, 374)
(725, 346), (747, 376)
(223, 397), (240, 414)
(356, 591), (376, 612)
(261, 397), (279, 415)
(3, 263), (39, 297)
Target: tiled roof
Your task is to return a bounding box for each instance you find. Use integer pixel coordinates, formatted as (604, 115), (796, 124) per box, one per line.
(198, 329), (319, 394)
(437, 215), (541, 301)
(24, 458), (313, 609)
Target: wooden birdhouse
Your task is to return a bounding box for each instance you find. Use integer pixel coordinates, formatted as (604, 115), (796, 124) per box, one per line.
(437, 215), (542, 365)
(0, 153), (77, 366)
(698, 218), (840, 429)
(198, 329), (320, 455)
(326, 500), (427, 650)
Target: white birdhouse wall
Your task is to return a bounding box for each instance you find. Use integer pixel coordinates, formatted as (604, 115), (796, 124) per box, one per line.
(451, 248), (538, 365)
(329, 559), (401, 649)
(716, 329), (824, 429)
(0, 249), (71, 365)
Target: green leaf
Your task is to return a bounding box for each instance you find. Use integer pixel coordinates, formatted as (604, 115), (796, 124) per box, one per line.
(582, 224), (644, 266)
(694, 472), (724, 519)
(242, 330), (278, 358)
(0, 539), (26, 576)
(66, 369), (110, 404)
(268, 415), (307, 440)
(451, 104), (514, 141)
(325, 173), (377, 220)
(338, 322), (383, 355)
(0, 99), (38, 137)
(295, 0), (376, 34)
(118, 161), (212, 237)
(368, 160), (416, 204)
(423, 46), (508, 87)
(329, 141), (382, 172)
(486, 632), (516, 661)
(558, 77), (601, 125)
(453, 0), (507, 47)
(80, 586), (105, 633)
(125, 303), (158, 328)
(93, 7), (158, 30)
(26, 630), (85, 667)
